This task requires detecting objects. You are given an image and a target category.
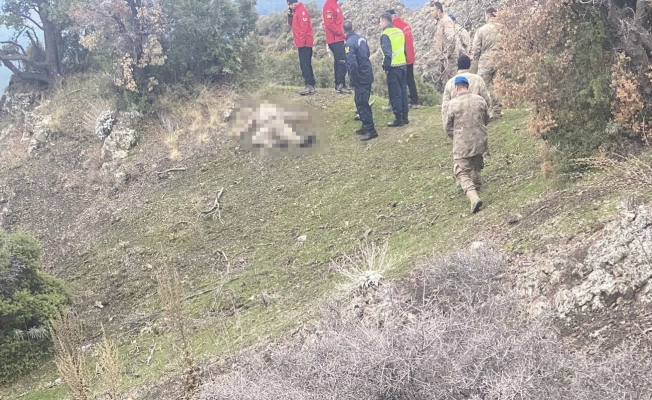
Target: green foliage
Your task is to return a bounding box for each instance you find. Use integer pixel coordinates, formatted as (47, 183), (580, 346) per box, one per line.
(160, 0), (259, 83)
(0, 230), (71, 385)
(545, 8), (613, 169)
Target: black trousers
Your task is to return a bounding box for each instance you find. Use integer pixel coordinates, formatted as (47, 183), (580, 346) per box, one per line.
(387, 66), (408, 120)
(298, 47), (316, 86)
(354, 83), (375, 132)
(328, 41), (347, 87)
(406, 64), (419, 105)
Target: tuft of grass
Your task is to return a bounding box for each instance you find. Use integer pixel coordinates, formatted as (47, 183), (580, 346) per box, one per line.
(49, 313), (93, 400)
(97, 324), (122, 400)
(333, 242), (397, 294)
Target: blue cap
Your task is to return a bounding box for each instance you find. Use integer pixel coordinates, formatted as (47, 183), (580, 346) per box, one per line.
(448, 13), (456, 20)
(454, 76), (469, 85)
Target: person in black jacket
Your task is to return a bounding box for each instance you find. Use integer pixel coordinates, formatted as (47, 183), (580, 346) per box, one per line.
(343, 20), (377, 141)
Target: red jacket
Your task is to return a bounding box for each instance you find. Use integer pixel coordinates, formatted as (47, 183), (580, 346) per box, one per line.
(322, 0), (345, 44)
(287, 3), (314, 48)
(392, 17), (415, 65)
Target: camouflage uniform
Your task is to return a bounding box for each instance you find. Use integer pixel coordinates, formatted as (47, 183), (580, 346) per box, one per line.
(455, 25), (471, 58)
(472, 22), (502, 115)
(434, 14), (458, 90)
(445, 92), (489, 202)
(441, 69), (491, 129)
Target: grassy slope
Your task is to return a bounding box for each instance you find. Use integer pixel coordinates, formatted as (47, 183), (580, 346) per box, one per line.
(3, 85), (635, 399)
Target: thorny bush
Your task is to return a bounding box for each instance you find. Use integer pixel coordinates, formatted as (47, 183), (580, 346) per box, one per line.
(195, 247), (652, 399)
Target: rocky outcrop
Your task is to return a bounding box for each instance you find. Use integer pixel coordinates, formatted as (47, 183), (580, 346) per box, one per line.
(553, 203), (652, 317)
(95, 110), (116, 140)
(98, 111), (140, 183)
(22, 107), (53, 156)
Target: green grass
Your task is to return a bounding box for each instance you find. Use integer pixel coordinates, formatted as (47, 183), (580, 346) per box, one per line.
(2, 86), (639, 398)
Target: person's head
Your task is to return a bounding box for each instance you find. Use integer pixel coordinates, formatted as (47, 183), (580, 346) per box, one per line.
(342, 20), (353, 34)
(448, 13), (457, 24)
(485, 6), (497, 21)
(386, 8), (398, 20)
(457, 55), (471, 70)
(454, 76), (470, 93)
(429, 1), (444, 19)
(287, 0), (298, 10)
(379, 12), (392, 28)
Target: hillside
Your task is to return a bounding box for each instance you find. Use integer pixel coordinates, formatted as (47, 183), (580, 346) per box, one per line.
(1, 74), (652, 397)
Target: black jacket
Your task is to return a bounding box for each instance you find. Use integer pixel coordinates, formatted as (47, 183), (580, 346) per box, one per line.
(344, 31), (374, 87)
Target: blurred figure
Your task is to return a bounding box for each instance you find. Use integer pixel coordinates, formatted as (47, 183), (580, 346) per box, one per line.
(472, 7), (503, 118)
(429, 1), (458, 91)
(449, 13), (471, 58)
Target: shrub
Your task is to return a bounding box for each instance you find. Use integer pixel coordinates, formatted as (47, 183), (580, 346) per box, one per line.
(196, 247), (652, 399)
(0, 230), (71, 385)
(495, 3), (614, 169)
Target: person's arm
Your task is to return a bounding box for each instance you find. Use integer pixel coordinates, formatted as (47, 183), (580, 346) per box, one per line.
(443, 20), (456, 59)
(345, 43), (359, 86)
(472, 28), (482, 60)
(482, 101), (490, 125)
(323, 5), (338, 37)
(478, 80), (492, 109)
(446, 104), (455, 139)
(287, 7), (293, 26)
(380, 34), (392, 71)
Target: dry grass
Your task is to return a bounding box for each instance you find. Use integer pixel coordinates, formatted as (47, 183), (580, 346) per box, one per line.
(97, 324), (122, 399)
(332, 242), (397, 294)
(49, 312), (93, 400)
(158, 84), (236, 159)
(196, 247), (652, 399)
(156, 265), (200, 399)
(573, 152), (652, 187)
(44, 72), (118, 136)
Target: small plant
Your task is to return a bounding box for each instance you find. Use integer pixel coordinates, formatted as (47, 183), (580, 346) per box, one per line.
(97, 324), (122, 400)
(50, 312), (93, 400)
(156, 265), (200, 399)
(333, 242), (397, 294)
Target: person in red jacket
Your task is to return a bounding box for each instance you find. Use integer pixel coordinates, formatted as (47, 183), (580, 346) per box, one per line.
(387, 9), (418, 106)
(322, 0), (351, 94)
(287, 0), (316, 95)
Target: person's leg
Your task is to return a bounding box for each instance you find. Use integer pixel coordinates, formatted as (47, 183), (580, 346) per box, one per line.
(406, 64), (419, 105)
(298, 47), (311, 86)
(386, 68), (400, 118)
(357, 84), (375, 132)
(454, 157), (483, 213)
(305, 47), (316, 87)
(399, 68), (409, 122)
(330, 41), (347, 87)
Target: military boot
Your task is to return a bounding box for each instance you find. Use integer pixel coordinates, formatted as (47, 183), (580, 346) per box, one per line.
(336, 84), (352, 94)
(360, 130), (378, 141)
(387, 115), (404, 127)
(466, 190), (483, 214)
(354, 127), (366, 135)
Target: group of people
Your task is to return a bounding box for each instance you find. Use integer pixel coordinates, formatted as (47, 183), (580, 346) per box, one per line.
(286, 0), (502, 213)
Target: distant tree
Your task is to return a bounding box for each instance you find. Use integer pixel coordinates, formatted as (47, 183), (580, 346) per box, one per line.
(0, 0), (73, 85)
(70, 0), (167, 94)
(160, 0), (258, 83)
(0, 230), (71, 384)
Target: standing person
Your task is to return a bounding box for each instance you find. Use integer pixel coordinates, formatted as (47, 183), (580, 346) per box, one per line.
(472, 7), (502, 118)
(449, 14), (471, 58)
(445, 76), (489, 214)
(382, 9), (418, 111)
(322, 0), (351, 94)
(441, 55), (491, 126)
(379, 12), (409, 127)
(343, 21), (377, 141)
(287, 0), (316, 96)
(429, 1), (457, 92)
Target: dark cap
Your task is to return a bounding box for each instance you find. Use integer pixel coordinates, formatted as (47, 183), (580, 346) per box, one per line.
(287, 0), (298, 4)
(386, 9), (396, 15)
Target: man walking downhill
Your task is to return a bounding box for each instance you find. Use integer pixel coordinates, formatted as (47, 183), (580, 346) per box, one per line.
(472, 7), (502, 118)
(445, 76), (489, 214)
(429, 1), (458, 92)
(441, 55), (491, 129)
(380, 12), (409, 127)
(344, 21), (377, 141)
(323, 0), (351, 94)
(382, 9), (418, 111)
(288, 0), (316, 96)
(449, 14), (471, 58)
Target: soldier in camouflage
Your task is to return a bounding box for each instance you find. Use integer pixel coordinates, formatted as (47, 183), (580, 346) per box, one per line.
(441, 55), (491, 129)
(445, 76), (489, 214)
(472, 6), (502, 118)
(429, 1), (458, 92)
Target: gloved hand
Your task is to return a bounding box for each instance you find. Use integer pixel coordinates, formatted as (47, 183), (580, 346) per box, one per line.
(382, 64), (389, 73)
